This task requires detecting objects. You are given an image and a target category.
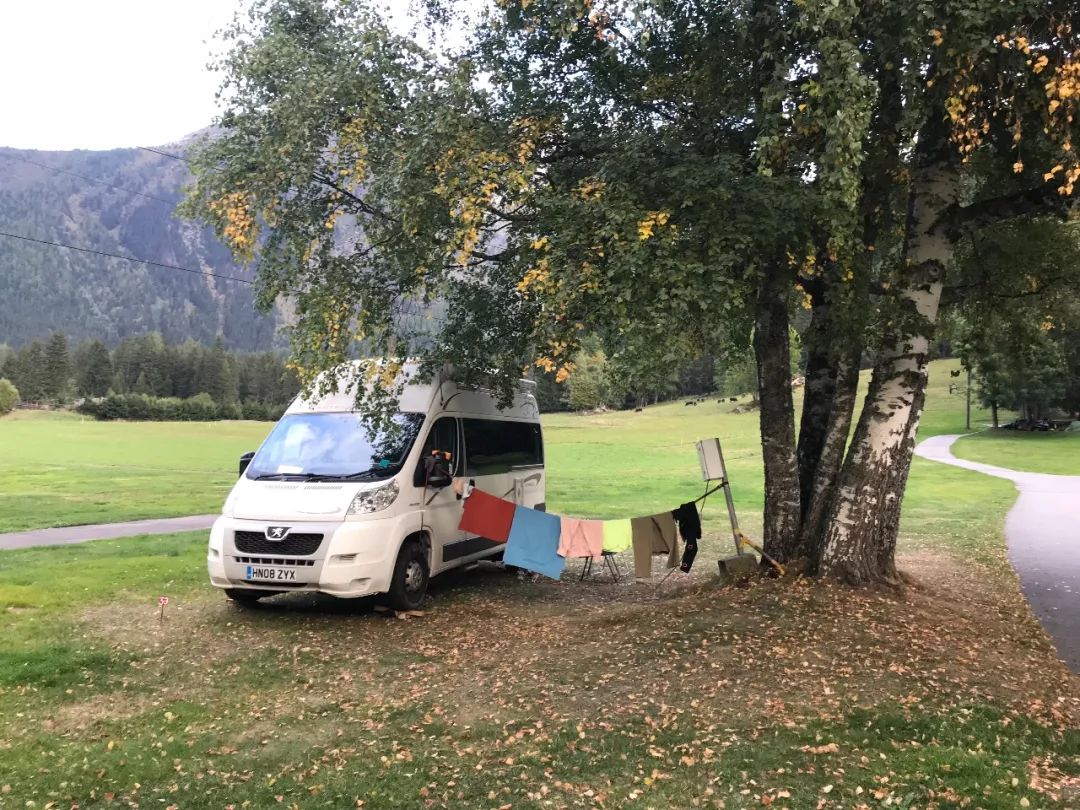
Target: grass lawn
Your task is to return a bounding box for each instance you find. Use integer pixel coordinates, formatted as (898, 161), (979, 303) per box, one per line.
(0, 358), (985, 535)
(0, 410), (272, 532)
(2, 359), (1078, 807)
(952, 429), (1080, 476)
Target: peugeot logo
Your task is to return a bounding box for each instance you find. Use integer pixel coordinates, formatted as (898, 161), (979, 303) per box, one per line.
(265, 526), (291, 541)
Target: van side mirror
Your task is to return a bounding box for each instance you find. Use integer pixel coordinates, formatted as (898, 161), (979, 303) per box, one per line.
(417, 451), (453, 488)
(239, 451), (255, 477)
(428, 471), (452, 489)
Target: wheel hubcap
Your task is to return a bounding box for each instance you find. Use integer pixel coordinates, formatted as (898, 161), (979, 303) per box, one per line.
(404, 560), (425, 593)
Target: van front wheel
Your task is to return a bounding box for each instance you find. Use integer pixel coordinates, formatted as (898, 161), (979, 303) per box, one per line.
(387, 539), (429, 611)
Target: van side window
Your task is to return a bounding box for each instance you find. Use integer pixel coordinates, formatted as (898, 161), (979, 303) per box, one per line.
(414, 417), (460, 486)
(462, 419), (543, 475)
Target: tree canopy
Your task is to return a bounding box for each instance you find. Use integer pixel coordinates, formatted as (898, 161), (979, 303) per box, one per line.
(186, 0), (1080, 583)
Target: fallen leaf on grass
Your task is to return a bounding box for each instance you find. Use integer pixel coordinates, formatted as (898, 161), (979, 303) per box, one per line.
(801, 743), (839, 754)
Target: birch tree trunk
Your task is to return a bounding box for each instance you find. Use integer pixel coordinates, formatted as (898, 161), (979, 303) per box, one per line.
(754, 265), (802, 562)
(818, 161), (958, 583)
(796, 293), (840, 512)
(791, 289), (863, 562)
(796, 347), (861, 564)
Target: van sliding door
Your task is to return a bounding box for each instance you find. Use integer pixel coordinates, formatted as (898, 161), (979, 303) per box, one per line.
(462, 419), (545, 511)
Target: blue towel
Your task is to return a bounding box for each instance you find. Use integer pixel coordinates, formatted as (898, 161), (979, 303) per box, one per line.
(504, 506), (565, 580)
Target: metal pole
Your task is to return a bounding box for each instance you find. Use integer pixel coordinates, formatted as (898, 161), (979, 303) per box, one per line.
(714, 441), (743, 555)
(965, 366), (972, 431)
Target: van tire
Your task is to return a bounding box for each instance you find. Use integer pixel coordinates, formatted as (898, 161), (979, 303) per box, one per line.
(225, 588), (269, 605)
(387, 539), (429, 611)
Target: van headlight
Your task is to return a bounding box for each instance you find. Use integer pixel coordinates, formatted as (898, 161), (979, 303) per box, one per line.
(347, 480), (399, 515)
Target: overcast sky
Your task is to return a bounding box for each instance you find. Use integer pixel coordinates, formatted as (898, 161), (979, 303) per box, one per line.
(0, 0), (432, 152)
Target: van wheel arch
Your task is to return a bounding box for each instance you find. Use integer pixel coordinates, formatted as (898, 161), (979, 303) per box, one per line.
(400, 530), (432, 567)
(385, 532), (431, 611)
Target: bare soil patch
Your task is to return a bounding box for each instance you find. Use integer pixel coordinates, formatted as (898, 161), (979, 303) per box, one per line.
(69, 549), (1080, 738)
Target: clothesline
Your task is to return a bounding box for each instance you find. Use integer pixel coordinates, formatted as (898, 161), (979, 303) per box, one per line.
(456, 486), (705, 582)
(692, 481), (726, 505)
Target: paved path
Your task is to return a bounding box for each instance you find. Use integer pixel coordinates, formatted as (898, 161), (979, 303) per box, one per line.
(0, 514), (217, 551)
(915, 434), (1080, 672)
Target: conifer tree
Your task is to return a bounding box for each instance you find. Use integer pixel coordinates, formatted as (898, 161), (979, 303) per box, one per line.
(77, 340), (114, 398)
(43, 332), (70, 401)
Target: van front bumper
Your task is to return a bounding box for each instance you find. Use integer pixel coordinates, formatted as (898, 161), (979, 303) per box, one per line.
(207, 515), (404, 599)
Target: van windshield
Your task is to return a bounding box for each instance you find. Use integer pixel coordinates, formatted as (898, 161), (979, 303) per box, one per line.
(246, 412), (425, 481)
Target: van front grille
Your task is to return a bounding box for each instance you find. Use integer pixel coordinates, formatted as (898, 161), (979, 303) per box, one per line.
(235, 556), (317, 566)
(234, 531), (323, 556)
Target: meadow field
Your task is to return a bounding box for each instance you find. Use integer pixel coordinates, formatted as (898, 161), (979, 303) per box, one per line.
(1, 358), (993, 534)
(1, 360), (1077, 808)
(0, 411), (268, 533)
(952, 429), (1080, 476)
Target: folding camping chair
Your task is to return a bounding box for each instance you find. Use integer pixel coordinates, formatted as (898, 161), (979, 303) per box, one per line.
(578, 551), (623, 583)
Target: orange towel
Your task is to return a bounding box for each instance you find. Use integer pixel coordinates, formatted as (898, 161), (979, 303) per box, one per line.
(557, 517), (604, 559)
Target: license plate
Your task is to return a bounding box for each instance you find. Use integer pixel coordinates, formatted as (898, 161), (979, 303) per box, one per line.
(245, 565), (298, 582)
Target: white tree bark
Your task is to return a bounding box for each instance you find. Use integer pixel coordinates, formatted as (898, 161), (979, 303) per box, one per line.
(818, 163), (957, 583)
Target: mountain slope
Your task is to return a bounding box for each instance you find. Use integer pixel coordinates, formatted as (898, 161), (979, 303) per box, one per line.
(0, 142), (281, 350)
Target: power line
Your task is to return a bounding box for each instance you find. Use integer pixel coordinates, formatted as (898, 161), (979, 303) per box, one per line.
(137, 145), (191, 163)
(0, 230), (254, 285)
(0, 153), (178, 206)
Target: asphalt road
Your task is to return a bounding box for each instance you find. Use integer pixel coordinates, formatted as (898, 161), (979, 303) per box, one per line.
(916, 433), (1080, 673)
(0, 514), (218, 551)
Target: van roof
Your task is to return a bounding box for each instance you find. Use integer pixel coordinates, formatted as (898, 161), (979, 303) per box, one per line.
(285, 361), (539, 419)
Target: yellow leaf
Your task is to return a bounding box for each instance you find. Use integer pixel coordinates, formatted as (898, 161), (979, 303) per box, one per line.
(1013, 160), (1025, 174)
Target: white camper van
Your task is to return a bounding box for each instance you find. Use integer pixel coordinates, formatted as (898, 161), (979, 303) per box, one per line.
(207, 364), (544, 609)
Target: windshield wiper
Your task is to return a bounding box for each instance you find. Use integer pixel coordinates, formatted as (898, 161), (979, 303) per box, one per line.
(251, 472), (322, 481)
(252, 465), (400, 482)
(310, 467), (399, 481)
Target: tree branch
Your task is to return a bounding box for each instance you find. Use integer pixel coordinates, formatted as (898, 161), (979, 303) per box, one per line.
(312, 173), (395, 222)
(933, 182), (1072, 239)
(941, 274), (1074, 307)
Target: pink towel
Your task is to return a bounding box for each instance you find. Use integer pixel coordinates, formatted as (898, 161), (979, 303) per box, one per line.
(558, 517), (605, 560)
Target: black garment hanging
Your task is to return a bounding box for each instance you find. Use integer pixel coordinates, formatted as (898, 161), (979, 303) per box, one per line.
(679, 540), (698, 573)
(672, 502), (702, 572)
(671, 502), (702, 543)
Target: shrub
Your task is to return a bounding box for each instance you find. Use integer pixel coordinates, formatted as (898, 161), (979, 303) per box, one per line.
(77, 392), (280, 421)
(242, 401), (270, 421)
(218, 402), (243, 421)
(0, 378), (19, 414)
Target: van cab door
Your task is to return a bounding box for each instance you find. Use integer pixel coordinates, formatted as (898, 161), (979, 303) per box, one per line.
(413, 416), (465, 574)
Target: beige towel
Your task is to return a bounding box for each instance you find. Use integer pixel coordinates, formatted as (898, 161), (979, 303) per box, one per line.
(630, 512), (680, 579)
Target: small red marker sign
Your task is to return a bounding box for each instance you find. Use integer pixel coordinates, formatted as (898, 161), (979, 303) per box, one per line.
(159, 596), (169, 606)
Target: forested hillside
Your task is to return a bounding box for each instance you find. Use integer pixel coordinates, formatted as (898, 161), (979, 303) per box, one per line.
(0, 141), (282, 350)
